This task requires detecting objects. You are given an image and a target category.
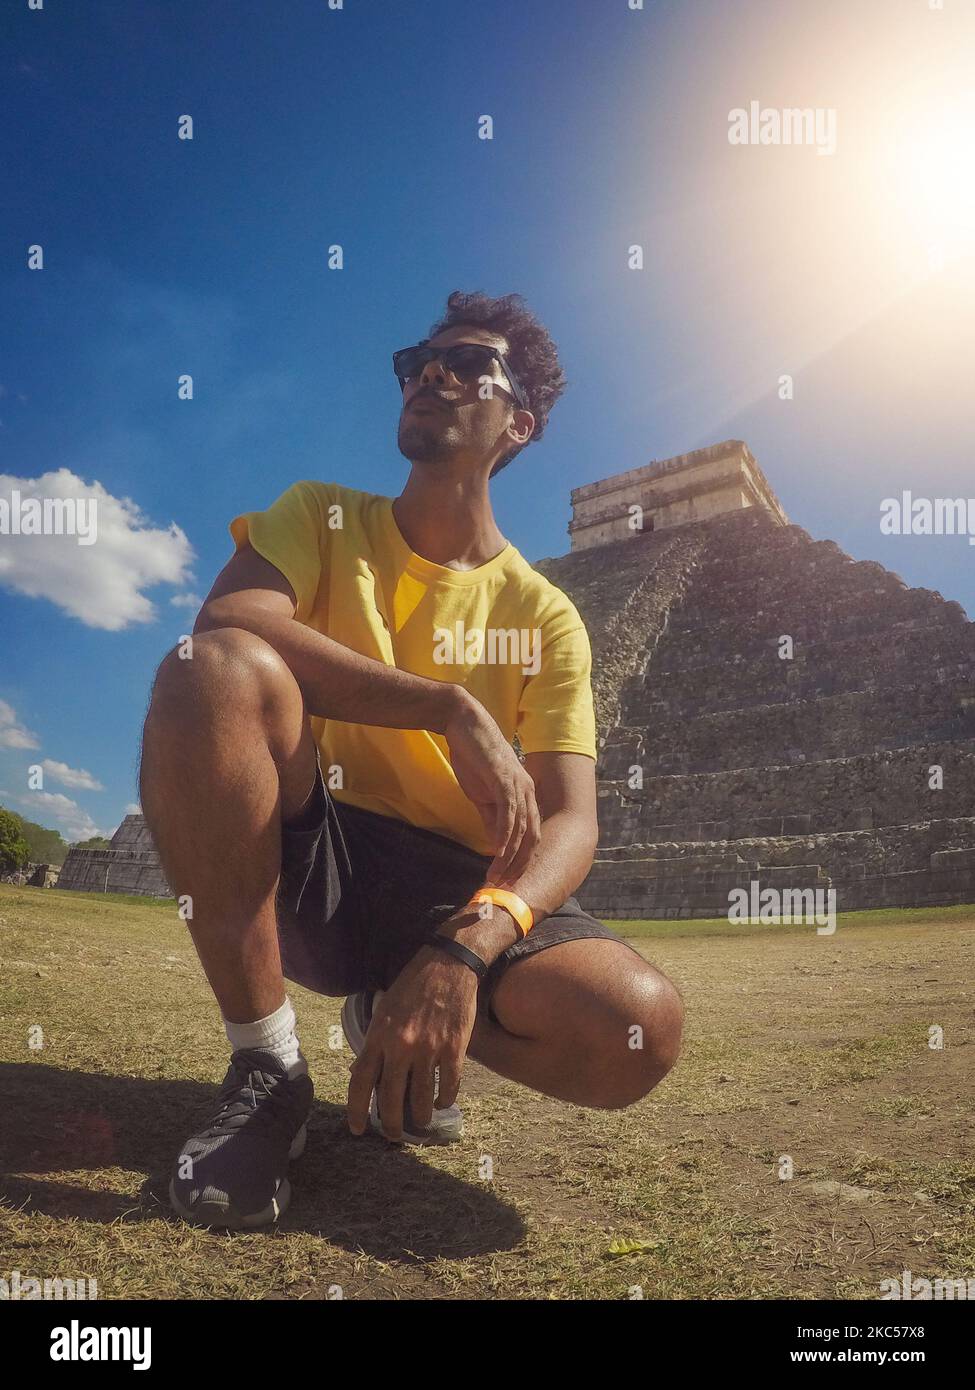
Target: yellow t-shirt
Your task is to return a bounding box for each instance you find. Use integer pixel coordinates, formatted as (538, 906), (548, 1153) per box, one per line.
(229, 481), (596, 855)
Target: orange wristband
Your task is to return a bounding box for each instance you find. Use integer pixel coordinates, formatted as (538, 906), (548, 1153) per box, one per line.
(468, 887), (534, 938)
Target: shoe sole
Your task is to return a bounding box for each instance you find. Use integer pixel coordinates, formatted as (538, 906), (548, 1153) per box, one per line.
(340, 993), (370, 1055)
(341, 995), (463, 1146)
(168, 1122), (307, 1230)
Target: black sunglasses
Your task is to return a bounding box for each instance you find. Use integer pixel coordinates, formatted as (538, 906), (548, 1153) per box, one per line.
(392, 340), (529, 411)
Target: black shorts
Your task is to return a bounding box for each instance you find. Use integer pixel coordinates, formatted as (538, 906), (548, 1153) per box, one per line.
(275, 747), (639, 1015)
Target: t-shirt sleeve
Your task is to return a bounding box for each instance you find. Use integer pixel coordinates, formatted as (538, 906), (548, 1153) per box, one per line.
(516, 621), (597, 759)
(228, 481), (325, 624)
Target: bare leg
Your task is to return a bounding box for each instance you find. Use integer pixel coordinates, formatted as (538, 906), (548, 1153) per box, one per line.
(467, 938), (684, 1108)
(138, 627), (319, 1024)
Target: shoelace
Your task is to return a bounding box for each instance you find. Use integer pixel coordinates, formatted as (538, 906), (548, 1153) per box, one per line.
(203, 1053), (297, 1137)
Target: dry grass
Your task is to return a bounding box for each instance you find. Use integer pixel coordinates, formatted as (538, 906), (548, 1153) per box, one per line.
(1, 885), (972, 1300)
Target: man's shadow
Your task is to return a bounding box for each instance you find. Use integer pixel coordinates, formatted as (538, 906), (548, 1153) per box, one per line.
(0, 1062), (525, 1262)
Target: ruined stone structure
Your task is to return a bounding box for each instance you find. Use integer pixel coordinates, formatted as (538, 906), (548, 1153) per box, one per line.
(27, 862), (60, 888)
(569, 440), (788, 550)
(536, 441), (975, 916)
(57, 814), (171, 897)
(0, 860), (58, 887)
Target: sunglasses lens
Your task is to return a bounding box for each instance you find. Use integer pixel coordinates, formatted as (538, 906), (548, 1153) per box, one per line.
(446, 346), (494, 378)
(394, 348), (427, 382)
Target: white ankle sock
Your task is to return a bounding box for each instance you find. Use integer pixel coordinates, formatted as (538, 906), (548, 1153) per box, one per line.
(223, 996), (307, 1078)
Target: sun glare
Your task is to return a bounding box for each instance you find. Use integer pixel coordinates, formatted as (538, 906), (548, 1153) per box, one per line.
(891, 91), (975, 270)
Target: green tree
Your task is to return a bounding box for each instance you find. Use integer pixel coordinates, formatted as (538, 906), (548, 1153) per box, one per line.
(0, 808), (69, 866)
(0, 808), (31, 874)
(72, 836), (112, 851)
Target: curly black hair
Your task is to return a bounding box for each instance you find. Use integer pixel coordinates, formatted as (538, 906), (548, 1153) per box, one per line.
(425, 290), (567, 478)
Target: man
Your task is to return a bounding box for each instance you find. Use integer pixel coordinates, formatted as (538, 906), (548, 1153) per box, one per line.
(139, 289), (684, 1230)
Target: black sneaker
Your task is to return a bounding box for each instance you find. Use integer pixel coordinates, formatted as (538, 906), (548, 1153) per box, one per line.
(169, 1048), (313, 1229)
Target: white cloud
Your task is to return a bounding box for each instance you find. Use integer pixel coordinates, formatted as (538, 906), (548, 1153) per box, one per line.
(170, 592), (203, 610)
(124, 802), (142, 816)
(40, 758), (104, 792)
(0, 469), (194, 630)
(15, 790), (105, 842)
(0, 699), (39, 750)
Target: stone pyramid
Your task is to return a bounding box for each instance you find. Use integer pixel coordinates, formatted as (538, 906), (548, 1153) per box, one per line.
(535, 440), (975, 918)
(57, 814), (171, 897)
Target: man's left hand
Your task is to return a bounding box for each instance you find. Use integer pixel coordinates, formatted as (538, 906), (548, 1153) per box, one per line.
(346, 943), (479, 1140)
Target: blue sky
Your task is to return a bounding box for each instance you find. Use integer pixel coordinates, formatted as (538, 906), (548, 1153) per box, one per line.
(2, 0), (974, 841)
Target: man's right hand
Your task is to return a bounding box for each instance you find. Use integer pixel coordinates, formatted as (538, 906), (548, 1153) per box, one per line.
(443, 692), (541, 886)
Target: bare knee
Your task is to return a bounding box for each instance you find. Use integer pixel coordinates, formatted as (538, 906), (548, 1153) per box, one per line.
(145, 627), (299, 730)
(594, 970), (685, 1109)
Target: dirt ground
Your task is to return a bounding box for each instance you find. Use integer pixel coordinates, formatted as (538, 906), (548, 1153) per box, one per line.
(1, 886), (972, 1300)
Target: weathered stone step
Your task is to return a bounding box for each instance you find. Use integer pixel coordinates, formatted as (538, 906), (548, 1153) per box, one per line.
(613, 681), (975, 770)
(578, 863), (975, 918)
(56, 846), (172, 896)
(576, 817), (975, 917)
(591, 815), (975, 872)
(594, 739), (975, 841)
(689, 535), (853, 589)
(633, 630), (975, 716)
(665, 578), (963, 638)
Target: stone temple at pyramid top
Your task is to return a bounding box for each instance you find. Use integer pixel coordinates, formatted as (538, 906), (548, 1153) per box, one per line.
(568, 439), (790, 551)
